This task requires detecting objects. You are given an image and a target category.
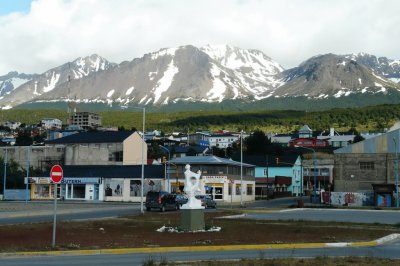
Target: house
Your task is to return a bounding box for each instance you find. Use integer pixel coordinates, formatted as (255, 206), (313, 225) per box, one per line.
(26, 165), (164, 202)
(45, 131), (147, 166)
(69, 112), (101, 129)
(208, 134), (239, 148)
(317, 128), (355, 148)
(288, 138), (329, 148)
(2, 121), (21, 130)
(41, 118), (62, 130)
(298, 125), (313, 138)
(237, 154), (303, 198)
(166, 145), (209, 158)
(301, 153), (335, 195)
(169, 156), (256, 203)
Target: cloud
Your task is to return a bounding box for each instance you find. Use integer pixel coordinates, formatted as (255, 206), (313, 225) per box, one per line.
(0, 0), (399, 74)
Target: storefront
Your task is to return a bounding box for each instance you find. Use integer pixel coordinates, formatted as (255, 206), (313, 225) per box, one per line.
(103, 178), (163, 202)
(27, 177), (103, 201)
(169, 156), (256, 203)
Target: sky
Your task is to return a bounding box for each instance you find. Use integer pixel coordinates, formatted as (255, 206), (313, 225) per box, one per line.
(0, 0), (399, 75)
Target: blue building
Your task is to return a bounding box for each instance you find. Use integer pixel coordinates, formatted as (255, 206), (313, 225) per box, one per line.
(236, 154), (303, 198)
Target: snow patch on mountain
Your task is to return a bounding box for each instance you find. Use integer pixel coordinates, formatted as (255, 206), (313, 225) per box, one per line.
(125, 87), (134, 95)
(107, 89), (115, 98)
(42, 72), (60, 93)
(152, 59), (179, 103)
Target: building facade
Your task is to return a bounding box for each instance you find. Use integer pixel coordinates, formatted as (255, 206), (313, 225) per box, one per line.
(70, 112), (101, 129)
(169, 156), (256, 203)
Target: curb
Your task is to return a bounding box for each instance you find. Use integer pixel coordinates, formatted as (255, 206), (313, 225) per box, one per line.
(1, 234), (399, 258)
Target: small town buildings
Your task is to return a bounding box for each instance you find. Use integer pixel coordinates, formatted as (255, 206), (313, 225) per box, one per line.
(69, 112), (101, 129)
(298, 125), (313, 138)
(166, 145), (209, 158)
(169, 156), (256, 203)
(302, 153), (335, 195)
(40, 118), (62, 130)
(46, 131), (147, 166)
(2, 121), (21, 130)
(288, 138), (329, 148)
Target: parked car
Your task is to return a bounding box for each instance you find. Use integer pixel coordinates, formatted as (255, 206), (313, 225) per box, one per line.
(195, 195), (217, 208)
(145, 191), (179, 212)
(173, 194), (188, 206)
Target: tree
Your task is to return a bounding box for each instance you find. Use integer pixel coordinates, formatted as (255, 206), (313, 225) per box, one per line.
(244, 130), (271, 155)
(15, 131), (33, 146)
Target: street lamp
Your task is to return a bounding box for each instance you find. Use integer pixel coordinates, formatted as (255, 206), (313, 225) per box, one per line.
(393, 138), (399, 208)
(240, 130), (243, 207)
(295, 145), (317, 203)
(133, 107), (146, 214)
(159, 145), (171, 193)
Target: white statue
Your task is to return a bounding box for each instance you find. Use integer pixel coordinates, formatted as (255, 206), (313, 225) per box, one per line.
(181, 164), (204, 209)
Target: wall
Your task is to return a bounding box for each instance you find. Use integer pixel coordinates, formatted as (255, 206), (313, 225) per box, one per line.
(103, 178), (162, 202)
(323, 191), (374, 206)
(123, 132), (148, 165)
(334, 153), (395, 192)
(0, 146), (65, 170)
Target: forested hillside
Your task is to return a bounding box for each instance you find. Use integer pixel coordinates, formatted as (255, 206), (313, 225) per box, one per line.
(1, 104), (400, 133)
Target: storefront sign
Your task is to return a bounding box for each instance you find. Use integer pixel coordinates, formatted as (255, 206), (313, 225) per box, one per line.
(203, 175), (227, 183)
(27, 177), (100, 184)
(61, 178), (100, 184)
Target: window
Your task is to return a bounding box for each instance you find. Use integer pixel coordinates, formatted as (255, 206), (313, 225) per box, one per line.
(263, 169), (268, 176)
(360, 162), (374, 170)
(228, 184), (232, 195)
(235, 184), (241, 195)
(247, 184), (253, 195)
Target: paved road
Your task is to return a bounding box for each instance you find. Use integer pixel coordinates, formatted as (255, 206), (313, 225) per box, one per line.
(238, 208), (400, 224)
(1, 239), (400, 266)
(0, 202), (141, 225)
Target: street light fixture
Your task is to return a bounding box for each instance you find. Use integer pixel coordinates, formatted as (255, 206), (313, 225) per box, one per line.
(159, 145), (171, 193)
(295, 145), (317, 203)
(133, 107), (146, 214)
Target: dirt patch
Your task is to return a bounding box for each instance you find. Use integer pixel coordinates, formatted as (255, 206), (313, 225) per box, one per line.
(0, 211), (398, 252)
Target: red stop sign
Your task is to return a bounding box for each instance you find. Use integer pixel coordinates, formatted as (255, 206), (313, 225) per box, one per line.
(50, 165), (63, 184)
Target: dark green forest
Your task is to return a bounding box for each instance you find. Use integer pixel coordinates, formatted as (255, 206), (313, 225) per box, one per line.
(1, 103), (400, 133)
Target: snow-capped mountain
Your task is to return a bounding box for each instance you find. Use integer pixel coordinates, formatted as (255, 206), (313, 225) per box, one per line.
(273, 53), (399, 98)
(0, 71), (38, 100)
(1, 46), (400, 110)
(346, 53), (400, 83)
(0, 55), (116, 108)
(0, 45), (284, 108)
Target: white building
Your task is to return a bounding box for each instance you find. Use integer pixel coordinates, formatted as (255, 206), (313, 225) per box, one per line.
(208, 134), (240, 148)
(41, 118), (63, 130)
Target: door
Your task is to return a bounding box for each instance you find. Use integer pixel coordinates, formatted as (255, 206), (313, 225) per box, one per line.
(93, 184), (99, 200)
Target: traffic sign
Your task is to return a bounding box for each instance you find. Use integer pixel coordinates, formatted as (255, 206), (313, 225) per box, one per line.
(50, 165), (63, 184)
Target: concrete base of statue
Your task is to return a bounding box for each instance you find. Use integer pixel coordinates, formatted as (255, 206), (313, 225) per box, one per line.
(180, 208), (205, 231)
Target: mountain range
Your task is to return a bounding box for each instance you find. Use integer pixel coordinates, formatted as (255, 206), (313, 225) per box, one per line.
(1, 45), (399, 111)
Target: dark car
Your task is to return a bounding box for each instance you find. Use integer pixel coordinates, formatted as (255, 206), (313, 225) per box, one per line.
(173, 194), (188, 206)
(195, 195), (217, 208)
(145, 191), (179, 212)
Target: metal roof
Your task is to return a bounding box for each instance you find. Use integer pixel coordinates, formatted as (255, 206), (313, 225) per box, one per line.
(45, 131), (136, 144)
(43, 165), (163, 179)
(169, 155), (254, 167)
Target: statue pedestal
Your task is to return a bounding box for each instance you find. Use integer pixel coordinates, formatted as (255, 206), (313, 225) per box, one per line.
(180, 208), (205, 231)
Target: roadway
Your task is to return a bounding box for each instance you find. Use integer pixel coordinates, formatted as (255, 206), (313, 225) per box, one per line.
(1, 239), (400, 265)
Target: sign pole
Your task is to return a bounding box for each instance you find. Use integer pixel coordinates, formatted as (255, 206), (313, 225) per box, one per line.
(50, 164), (63, 248)
(52, 183), (57, 248)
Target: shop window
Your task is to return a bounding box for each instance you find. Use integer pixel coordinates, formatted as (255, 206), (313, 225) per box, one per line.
(247, 185), (253, 195)
(360, 162), (374, 170)
(263, 169), (268, 176)
(72, 185), (85, 199)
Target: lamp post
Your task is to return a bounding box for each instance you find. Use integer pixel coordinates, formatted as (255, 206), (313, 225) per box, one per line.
(159, 145), (171, 193)
(3, 148), (7, 200)
(393, 138), (399, 208)
(295, 146), (317, 203)
(240, 130), (243, 207)
(134, 107), (146, 214)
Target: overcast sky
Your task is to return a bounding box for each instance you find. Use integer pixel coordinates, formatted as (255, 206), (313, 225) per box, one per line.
(0, 0), (399, 74)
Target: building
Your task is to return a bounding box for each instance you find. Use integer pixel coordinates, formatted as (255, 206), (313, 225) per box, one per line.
(302, 154), (335, 195)
(298, 125), (313, 138)
(41, 118), (62, 130)
(166, 145), (209, 158)
(317, 128), (355, 148)
(208, 134), (239, 148)
(2, 121), (21, 130)
(70, 112), (101, 129)
(238, 154), (303, 198)
(169, 156), (256, 203)
(334, 128), (400, 195)
(46, 131), (147, 166)
(26, 165), (164, 202)
(288, 138), (329, 148)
